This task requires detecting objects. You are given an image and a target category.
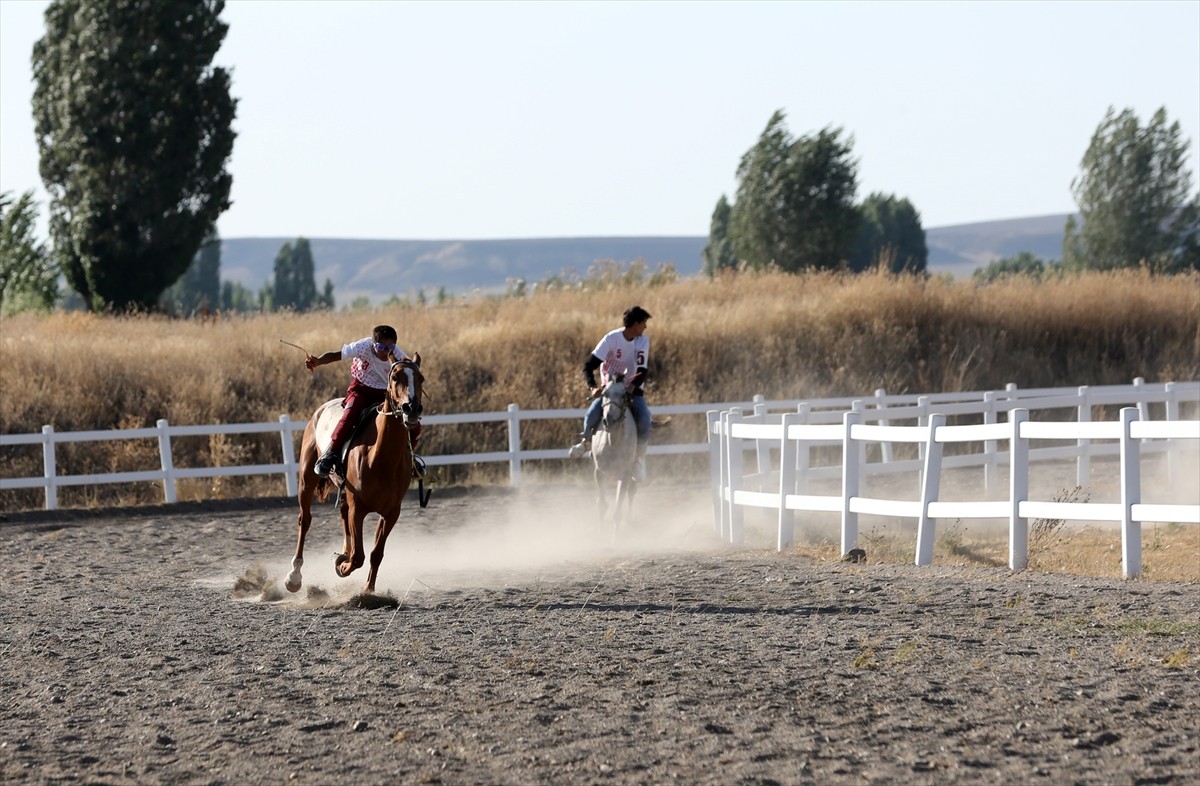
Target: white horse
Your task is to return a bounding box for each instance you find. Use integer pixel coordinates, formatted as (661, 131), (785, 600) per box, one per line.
(590, 375), (638, 532)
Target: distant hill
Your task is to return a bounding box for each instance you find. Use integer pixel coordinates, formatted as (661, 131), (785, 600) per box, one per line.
(924, 214), (1071, 279)
(219, 237), (708, 306)
(220, 214), (1072, 306)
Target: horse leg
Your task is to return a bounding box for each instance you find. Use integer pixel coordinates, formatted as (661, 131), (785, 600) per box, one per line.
(593, 467), (608, 520)
(364, 508), (400, 594)
(287, 478), (316, 593)
(334, 499), (367, 578)
(336, 494), (352, 567)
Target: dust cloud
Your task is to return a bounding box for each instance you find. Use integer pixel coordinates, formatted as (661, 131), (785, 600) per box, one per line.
(231, 481), (724, 607)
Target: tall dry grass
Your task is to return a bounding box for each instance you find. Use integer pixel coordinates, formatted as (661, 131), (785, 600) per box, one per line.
(1, 267), (1197, 511)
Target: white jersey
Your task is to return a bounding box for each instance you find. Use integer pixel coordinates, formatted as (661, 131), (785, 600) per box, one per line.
(341, 337), (409, 389)
(591, 328), (649, 386)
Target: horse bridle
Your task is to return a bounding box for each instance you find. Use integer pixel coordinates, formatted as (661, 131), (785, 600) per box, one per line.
(380, 359), (423, 424)
(601, 381), (631, 426)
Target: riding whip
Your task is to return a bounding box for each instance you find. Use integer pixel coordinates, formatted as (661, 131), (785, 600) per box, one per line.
(280, 338), (318, 373)
(279, 339), (312, 356)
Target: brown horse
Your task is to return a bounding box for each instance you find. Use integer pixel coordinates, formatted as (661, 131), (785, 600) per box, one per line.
(287, 354), (424, 595)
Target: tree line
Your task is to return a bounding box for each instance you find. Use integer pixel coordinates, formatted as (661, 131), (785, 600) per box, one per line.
(1, 1), (1197, 317)
(706, 107), (1198, 280)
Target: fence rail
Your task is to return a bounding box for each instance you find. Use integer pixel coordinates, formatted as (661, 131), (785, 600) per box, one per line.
(4, 378), (1197, 549)
(1, 396), (802, 511)
(707, 380), (1200, 579)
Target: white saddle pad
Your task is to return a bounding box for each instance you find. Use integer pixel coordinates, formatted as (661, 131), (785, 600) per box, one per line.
(311, 398), (346, 454)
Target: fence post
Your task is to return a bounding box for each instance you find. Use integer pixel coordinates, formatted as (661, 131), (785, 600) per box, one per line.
(707, 410), (722, 535)
(1003, 382), (1019, 416)
(983, 391), (997, 494)
(794, 402), (811, 495)
(914, 413), (946, 566)
(1119, 407), (1142, 579)
(279, 414), (298, 497)
(777, 412), (800, 551)
(753, 400), (770, 487)
(507, 403), (522, 487)
(42, 425), (57, 511)
(840, 410), (862, 558)
(718, 408), (742, 539)
(726, 409), (745, 545)
(851, 399), (866, 463)
(1076, 386), (1091, 487)
(717, 410), (732, 538)
(916, 395), (930, 485)
(1132, 377), (1149, 421)
(156, 419), (177, 504)
(874, 388), (893, 464)
(1009, 409), (1030, 571)
(1164, 381), (1179, 487)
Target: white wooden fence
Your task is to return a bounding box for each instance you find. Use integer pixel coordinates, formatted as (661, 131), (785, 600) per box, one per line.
(708, 380), (1200, 578)
(4, 378), (1197, 580)
(0, 396), (775, 511)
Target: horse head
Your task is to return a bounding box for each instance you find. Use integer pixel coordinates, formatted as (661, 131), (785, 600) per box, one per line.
(386, 352), (424, 424)
(600, 374), (630, 429)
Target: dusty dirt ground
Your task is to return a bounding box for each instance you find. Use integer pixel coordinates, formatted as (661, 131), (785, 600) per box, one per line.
(1, 481), (1197, 786)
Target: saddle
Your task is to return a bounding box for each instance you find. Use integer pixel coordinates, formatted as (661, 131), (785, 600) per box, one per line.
(312, 398), (425, 479)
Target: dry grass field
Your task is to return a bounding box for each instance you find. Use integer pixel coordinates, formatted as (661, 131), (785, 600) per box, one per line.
(1, 267), (1197, 578)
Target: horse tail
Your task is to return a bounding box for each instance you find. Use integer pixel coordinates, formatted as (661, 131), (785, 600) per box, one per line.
(314, 476), (334, 503)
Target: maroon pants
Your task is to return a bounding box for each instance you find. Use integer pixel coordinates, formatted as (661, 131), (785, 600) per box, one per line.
(327, 379), (386, 454)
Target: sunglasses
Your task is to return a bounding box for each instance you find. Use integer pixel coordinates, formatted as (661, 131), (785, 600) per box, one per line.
(374, 342), (398, 354)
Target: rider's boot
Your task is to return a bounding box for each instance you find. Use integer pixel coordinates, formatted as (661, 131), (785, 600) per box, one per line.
(314, 447), (339, 478)
(567, 430), (593, 459)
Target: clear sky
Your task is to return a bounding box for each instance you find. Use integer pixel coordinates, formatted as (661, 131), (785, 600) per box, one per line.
(2, 0), (1198, 242)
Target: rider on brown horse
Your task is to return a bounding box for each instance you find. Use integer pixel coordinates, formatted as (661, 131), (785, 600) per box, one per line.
(305, 324), (422, 478)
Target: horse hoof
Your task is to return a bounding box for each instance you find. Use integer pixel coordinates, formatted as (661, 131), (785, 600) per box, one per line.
(285, 572), (302, 593)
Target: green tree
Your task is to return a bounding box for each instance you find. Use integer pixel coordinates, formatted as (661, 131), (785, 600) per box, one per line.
(1063, 106), (1199, 272)
(220, 280), (256, 313)
(701, 195), (737, 276)
(32, 0), (237, 312)
(0, 191), (59, 314)
(271, 237), (319, 312)
(161, 228), (221, 316)
(973, 251), (1058, 284)
(727, 110), (860, 272)
(849, 193), (928, 273)
(318, 279), (336, 310)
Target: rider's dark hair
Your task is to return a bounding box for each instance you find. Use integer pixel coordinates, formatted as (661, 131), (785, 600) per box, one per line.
(623, 306), (652, 328)
(373, 325), (398, 343)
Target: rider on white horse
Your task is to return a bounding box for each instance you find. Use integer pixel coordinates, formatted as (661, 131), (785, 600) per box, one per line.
(568, 306), (653, 481)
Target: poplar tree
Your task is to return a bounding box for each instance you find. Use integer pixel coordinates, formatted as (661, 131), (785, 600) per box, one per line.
(271, 238), (319, 312)
(1063, 106), (1199, 272)
(161, 229), (221, 316)
(849, 193), (928, 273)
(727, 110), (860, 272)
(701, 195), (737, 276)
(32, 0), (237, 311)
(0, 190), (59, 313)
